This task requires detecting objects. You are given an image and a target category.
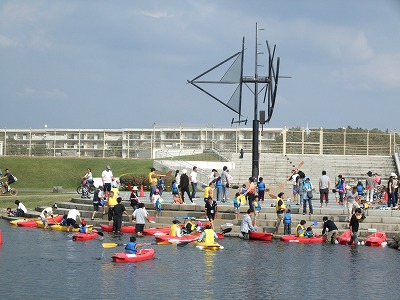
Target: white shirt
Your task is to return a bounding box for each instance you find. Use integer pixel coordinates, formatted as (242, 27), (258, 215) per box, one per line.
(67, 208), (80, 220)
(190, 171), (198, 183)
(102, 170), (113, 184)
(319, 175), (330, 189)
(40, 207), (54, 218)
(17, 202), (27, 213)
(291, 174), (299, 186)
(133, 208), (148, 224)
(175, 174), (181, 186)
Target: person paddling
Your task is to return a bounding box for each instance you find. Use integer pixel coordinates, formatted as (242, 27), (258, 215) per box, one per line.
(125, 236), (147, 254)
(197, 223), (218, 244)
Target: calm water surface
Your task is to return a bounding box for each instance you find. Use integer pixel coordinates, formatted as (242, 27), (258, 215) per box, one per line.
(0, 220), (398, 300)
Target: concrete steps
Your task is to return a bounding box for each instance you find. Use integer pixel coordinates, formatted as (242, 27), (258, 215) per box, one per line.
(30, 196), (400, 241)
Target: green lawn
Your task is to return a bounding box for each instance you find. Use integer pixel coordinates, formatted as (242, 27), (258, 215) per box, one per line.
(0, 156), (153, 190)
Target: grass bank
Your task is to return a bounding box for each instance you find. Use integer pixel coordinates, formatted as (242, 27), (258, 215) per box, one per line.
(0, 156), (153, 190)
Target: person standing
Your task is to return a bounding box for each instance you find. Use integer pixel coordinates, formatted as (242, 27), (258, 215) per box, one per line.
(365, 171), (376, 203)
(113, 197), (130, 233)
(297, 171), (306, 206)
(345, 186), (360, 222)
(283, 208), (292, 235)
(319, 170), (330, 208)
(129, 186), (140, 212)
(91, 186), (105, 220)
(336, 175), (346, 206)
(243, 177), (256, 211)
(66, 206), (82, 232)
(240, 209), (255, 240)
(239, 148), (244, 159)
(322, 216), (338, 244)
(204, 196), (218, 227)
(220, 166), (230, 203)
(174, 170), (181, 188)
(387, 173), (398, 208)
(180, 169), (193, 204)
(257, 177), (266, 205)
(348, 208), (362, 246)
(14, 200), (27, 217)
(102, 165), (113, 198)
(302, 177), (314, 215)
(132, 203), (151, 237)
(275, 192), (286, 234)
(288, 169), (299, 203)
(148, 168), (167, 200)
(190, 166), (198, 199)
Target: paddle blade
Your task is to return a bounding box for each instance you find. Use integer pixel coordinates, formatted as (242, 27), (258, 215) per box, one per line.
(127, 185), (133, 192)
(265, 188), (270, 192)
(313, 221), (318, 226)
(221, 228), (232, 234)
(165, 170), (173, 177)
(97, 231), (104, 236)
(148, 215), (156, 223)
(102, 243), (124, 248)
(278, 183), (285, 190)
(297, 161), (305, 168)
(269, 194), (277, 199)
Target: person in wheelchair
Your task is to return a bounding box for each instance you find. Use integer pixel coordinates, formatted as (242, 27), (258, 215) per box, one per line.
(0, 169), (16, 191)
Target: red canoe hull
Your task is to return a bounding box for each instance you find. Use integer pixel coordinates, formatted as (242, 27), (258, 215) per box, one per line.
(280, 235), (325, 243)
(249, 231), (273, 241)
(112, 248), (155, 263)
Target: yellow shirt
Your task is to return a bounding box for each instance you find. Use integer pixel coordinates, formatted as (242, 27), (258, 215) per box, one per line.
(204, 186), (211, 199)
(108, 195), (118, 207)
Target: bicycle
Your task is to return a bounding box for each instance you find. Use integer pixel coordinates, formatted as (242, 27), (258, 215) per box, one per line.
(77, 179), (95, 195)
(0, 183), (18, 196)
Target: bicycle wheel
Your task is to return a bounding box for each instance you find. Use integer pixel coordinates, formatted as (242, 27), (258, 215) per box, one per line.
(89, 185), (95, 194)
(77, 186), (82, 194)
(10, 188), (18, 196)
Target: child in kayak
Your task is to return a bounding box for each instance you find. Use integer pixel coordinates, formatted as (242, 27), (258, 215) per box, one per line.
(197, 223), (218, 244)
(125, 236), (147, 254)
(295, 220), (306, 237)
(79, 220), (88, 233)
(304, 226), (314, 238)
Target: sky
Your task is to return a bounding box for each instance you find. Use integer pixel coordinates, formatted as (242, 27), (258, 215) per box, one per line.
(1, 0), (399, 131)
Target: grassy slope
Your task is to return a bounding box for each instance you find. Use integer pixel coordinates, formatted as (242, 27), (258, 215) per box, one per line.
(0, 156), (153, 189)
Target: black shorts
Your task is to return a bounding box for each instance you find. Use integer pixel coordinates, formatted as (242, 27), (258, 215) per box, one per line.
(66, 218), (76, 227)
(104, 183), (111, 193)
(135, 223), (145, 233)
(93, 202), (99, 211)
(207, 213), (215, 221)
(108, 207), (114, 221)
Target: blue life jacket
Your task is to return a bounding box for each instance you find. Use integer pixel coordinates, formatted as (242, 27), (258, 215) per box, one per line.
(233, 198), (240, 209)
(283, 213), (291, 224)
(125, 242), (137, 254)
(216, 180), (222, 189)
(257, 182), (265, 191)
(79, 225), (87, 233)
(172, 183), (178, 194)
(254, 201), (261, 211)
(60, 219), (67, 226)
(357, 185), (363, 195)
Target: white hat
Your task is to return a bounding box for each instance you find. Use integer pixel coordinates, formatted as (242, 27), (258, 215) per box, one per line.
(132, 186), (138, 191)
(390, 172), (397, 177)
(182, 169), (187, 174)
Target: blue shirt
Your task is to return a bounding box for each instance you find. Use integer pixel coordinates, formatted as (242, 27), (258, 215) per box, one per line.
(257, 182), (265, 191)
(125, 242), (137, 254)
(284, 213), (291, 224)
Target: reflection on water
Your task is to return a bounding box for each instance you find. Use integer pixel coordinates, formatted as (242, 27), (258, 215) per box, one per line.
(0, 220), (399, 300)
(202, 250), (216, 299)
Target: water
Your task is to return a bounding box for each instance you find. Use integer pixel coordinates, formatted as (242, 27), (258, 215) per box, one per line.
(0, 220), (398, 300)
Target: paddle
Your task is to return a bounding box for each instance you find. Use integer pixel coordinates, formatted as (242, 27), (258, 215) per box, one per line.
(278, 161), (305, 189)
(102, 242), (155, 249)
(269, 194), (277, 199)
(177, 228), (231, 247)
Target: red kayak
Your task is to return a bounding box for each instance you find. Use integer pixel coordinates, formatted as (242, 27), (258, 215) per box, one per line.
(17, 215), (63, 228)
(365, 232), (387, 247)
(337, 230), (353, 245)
(155, 233), (200, 244)
(100, 224), (136, 233)
(72, 230), (99, 241)
(280, 235), (325, 243)
(249, 231), (273, 241)
(112, 248), (155, 263)
(143, 227), (170, 236)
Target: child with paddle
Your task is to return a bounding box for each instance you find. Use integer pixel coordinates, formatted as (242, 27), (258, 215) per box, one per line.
(125, 236), (147, 254)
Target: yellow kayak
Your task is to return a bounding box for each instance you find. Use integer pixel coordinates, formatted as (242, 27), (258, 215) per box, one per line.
(50, 224), (93, 232)
(194, 241), (223, 250)
(10, 214), (60, 226)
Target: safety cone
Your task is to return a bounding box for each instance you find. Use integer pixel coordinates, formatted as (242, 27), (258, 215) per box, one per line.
(140, 185), (145, 197)
(384, 192), (388, 201)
